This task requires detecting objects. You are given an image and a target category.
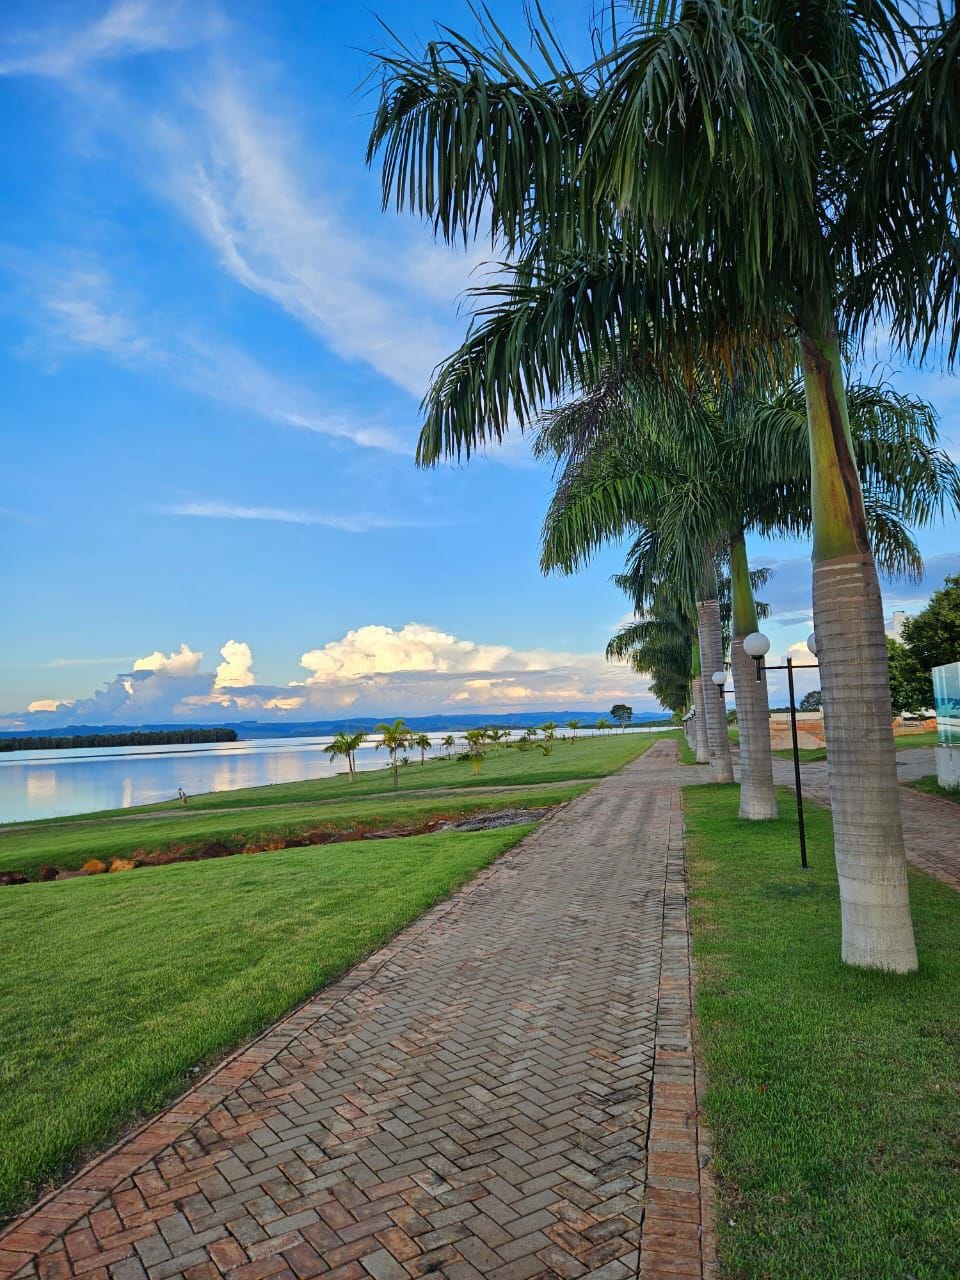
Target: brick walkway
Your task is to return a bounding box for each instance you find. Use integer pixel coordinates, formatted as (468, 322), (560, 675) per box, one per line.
(769, 749), (960, 893)
(0, 740), (714, 1280)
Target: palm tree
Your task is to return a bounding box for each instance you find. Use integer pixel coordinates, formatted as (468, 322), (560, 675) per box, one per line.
(375, 719), (412, 788)
(367, 5), (960, 968)
(540, 372), (955, 811)
(565, 719), (581, 742)
(463, 728), (486, 775)
(540, 721), (557, 741)
(413, 732), (432, 765)
(594, 717), (611, 736)
(441, 733), (456, 758)
(325, 732), (355, 781)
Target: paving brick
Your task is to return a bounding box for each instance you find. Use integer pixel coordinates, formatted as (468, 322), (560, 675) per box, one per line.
(0, 742), (714, 1280)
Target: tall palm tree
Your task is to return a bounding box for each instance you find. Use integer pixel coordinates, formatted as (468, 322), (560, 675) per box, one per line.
(368, 3), (960, 968)
(441, 733), (456, 758)
(565, 719), (581, 741)
(413, 732), (432, 765)
(375, 719), (412, 788)
(539, 373), (956, 813)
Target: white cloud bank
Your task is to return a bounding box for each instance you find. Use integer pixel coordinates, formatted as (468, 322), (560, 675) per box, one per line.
(6, 623), (657, 728)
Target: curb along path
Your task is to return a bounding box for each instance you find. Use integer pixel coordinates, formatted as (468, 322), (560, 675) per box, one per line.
(1, 740), (714, 1280)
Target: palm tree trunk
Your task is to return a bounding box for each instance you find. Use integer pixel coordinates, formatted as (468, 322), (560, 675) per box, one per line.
(800, 297), (917, 973)
(730, 532), (778, 820)
(691, 643), (710, 764)
(696, 565), (734, 784)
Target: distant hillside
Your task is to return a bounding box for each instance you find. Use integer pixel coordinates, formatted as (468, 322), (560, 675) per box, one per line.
(0, 710), (672, 741)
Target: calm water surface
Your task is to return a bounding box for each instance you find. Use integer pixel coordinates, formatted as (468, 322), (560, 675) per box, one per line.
(0, 727), (664, 824)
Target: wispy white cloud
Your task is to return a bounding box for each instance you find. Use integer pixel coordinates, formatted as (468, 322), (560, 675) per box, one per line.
(0, 0), (214, 79)
(45, 656), (134, 668)
(162, 501), (438, 532)
(164, 78), (463, 397)
(22, 261), (409, 453)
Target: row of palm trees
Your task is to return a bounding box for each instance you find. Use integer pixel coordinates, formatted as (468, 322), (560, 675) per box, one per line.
(367, 0), (960, 972)
(328, 718), (611, 788)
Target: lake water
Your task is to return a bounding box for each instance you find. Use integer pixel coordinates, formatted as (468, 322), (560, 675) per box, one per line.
(0, 726), (666, 824)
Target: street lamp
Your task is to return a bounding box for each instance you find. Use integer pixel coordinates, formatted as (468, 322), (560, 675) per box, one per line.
(711, 670), (728, 686)
(737, 628), (820, 870)
(744, 630), (771, 680)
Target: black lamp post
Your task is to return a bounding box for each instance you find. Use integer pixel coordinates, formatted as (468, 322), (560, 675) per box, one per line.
(740, 629), (820, 869)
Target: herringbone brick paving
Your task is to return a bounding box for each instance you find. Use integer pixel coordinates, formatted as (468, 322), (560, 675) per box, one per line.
(1, 740), (713, 1280)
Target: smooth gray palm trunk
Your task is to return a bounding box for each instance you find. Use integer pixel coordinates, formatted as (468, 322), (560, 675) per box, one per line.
(813, 555), (918, 971)
(696, 600), (734, 784)
(731, 639), (778, 819)
(691, 676), (710, 764)
(801, 307), (917, 972)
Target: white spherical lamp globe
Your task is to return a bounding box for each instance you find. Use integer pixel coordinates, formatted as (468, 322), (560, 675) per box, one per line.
(711, 670), (728, 686)
(743, 631), (771, 659)
(806, 632), (818, 656)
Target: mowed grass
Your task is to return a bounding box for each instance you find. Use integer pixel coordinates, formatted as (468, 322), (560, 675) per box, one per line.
(0, 784), (587, 877)
(907, 775), (960, 805)
(26, 730), (662, 823)
(684, 785), (960, 1279)
(0, 825), (532, 1221)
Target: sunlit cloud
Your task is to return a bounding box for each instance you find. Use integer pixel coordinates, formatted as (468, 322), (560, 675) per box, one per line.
(10, 624), (657, 726)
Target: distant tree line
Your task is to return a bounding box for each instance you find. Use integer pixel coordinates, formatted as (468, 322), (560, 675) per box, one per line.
(0, 729), (238, 753)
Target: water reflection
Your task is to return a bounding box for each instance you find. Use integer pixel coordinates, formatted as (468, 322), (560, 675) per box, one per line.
(0, 727), (662, 824)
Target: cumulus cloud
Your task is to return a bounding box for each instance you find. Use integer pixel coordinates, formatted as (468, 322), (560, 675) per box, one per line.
(10, 623), (657, 727)
(300, 624), (514, 684)
(215, 640), (255, 689)
(133, 643), (203, 675)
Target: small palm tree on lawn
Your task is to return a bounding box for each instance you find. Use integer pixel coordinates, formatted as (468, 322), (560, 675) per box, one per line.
(464, 728), (486, 775)
(442, 734), (456, 758)
(326, 732), (355, 780)
(326, 730), (366, 782)
(540, 721), (557, 741)
(414, 732), (432, 765)
(594, 718), (611, 736)
(565, 719), (581, 742)
(375, 719), (412, 789)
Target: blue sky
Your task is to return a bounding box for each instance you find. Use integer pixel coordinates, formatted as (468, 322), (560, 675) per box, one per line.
(2, 0), (958, 727)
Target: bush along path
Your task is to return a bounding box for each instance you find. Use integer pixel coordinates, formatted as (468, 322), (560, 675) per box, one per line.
(0, 738), (716, 1280)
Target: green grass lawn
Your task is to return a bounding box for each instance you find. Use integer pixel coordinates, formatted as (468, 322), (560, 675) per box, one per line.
(0, 784), (586, 877)
(907, 775), (960, 805)
(684, 785), (960, 1279)
(20, 730), (663, 824)
(0, 825), (532, 1222)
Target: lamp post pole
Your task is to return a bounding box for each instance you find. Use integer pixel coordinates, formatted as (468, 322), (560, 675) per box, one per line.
(739, 631), (820, 870)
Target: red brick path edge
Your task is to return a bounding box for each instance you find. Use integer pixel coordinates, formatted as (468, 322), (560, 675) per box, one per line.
(1, 740), (717, 1280)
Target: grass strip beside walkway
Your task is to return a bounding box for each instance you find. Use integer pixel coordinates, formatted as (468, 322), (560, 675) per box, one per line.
(907, 775), (960, 805)
(0, 784), (586, 877)
(0, 825), (531, 1222)
(684, 784), (960, 1279)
